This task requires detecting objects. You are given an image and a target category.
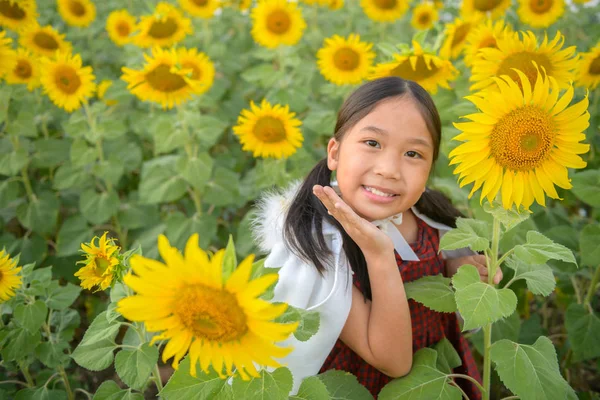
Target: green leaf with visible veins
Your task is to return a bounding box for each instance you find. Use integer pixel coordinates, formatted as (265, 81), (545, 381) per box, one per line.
(317, 370), (373, 400)
(404, 275), (456, 313)
(565, 303), (600, 362)
(439, 218), (491, 252)
(115, 344), (159, 391)
(504, 257), (556, 296)
(160, 357), (234, 400)
(290, 376), (331, 399)
(513, 231), (576, 265)
(231, 367), (292, 400)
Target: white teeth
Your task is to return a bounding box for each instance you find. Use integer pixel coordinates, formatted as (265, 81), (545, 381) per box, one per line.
(364, 186), (395, 197)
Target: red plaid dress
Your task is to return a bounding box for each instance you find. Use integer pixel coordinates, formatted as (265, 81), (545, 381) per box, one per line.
(319, 218), (482, 399)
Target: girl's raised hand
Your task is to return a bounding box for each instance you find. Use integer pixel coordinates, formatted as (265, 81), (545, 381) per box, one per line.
(313, 184), (394, 256)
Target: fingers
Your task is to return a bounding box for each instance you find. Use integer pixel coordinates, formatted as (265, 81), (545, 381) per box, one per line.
(313, 185), (362, 232)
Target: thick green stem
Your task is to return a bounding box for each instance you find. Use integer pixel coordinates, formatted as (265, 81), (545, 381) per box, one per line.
(153, 363), (164, 394)
(18, 362), (34, 387)
(483, 216), (501, 400)
(448, 373), (486, 396)
(21, 166), (36, 202)
(58, 366), (74, 400)
(584, 264), (600, 309)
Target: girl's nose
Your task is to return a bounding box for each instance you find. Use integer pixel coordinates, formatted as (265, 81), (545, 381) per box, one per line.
(373, 155), (402, 180)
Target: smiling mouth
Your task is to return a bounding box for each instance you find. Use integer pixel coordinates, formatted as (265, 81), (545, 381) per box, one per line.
(362, 185), (398, 197)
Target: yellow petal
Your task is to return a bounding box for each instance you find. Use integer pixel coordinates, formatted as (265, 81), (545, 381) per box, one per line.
(501, 170), (514, 210)
(225, 254), (255, 293)
(535, 167), (560, 199)
(542, 160), (572, 189)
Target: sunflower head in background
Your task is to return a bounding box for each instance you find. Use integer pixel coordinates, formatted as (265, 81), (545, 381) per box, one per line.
(516, 0), (565, 28)
(176, 47), (215, 94)
(463, 18), (512, 68)
(75, 232), (121, 292)
(233, 99), (304, 159)
(449, 67), (590, 210)
(251, 0), (306, 49)
(117, 234), (299, 380)
(440, 14), (482, 60)
(317, 33), (375, 86)
(460, 0), (511, 20)
(19, 22), (73, 58)
(0, 0), (37, 31)
(4, 47), (40, 90)
(411, 2), (439, 31)
(134, 2), (193, 48)
(575, 41), (600, 90)
(106, 9), (137, 47)
(0, 249), (22, 302)
(57, 0), (97, 28)
(0, 30), (16, 79)
(360, 0), (409, 22)
(178, 0), (221, 18)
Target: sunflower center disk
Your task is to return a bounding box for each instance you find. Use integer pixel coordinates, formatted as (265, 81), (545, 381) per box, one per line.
(452, 24), (471, 47)
(267, 10), (291, 35)
(254, 116), (287, 143)
(333, 48), (360, 71)
(498, 52), (551, 87)
(173, 284), (248, 342)
(146, 64), (188, 92)
(490, 105), (555, 171)
(69, 0), (86, 17)
(117, 22), (130, 36)
(374, 0), (397, 10)
(16, 60), (32, 79)
(390, 56), (439, 81)
(148, 18), (178, 39)
(479, 37), (497, 49)
(529, 0), (553, 14)
(418, 13), (431, 25)
(192, 0), (209, 6)
(182, 62), (202, 80)
(589, 56), (600, 75)
(95, 256), (111, 275)
(0, 0), (25, 20)
(473, 0), (503, 11)
(55, 66), (82, 94)
(34, 32), (59, 51)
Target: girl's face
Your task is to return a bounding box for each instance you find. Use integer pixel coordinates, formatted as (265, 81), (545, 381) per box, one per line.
(327, 96), (434, 222)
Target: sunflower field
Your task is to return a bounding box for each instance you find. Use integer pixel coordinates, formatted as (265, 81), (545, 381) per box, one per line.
(1, 0), (600, 398)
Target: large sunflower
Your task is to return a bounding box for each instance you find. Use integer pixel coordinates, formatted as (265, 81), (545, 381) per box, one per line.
(463, 18), (512, 67)
(411, 2), (438, 31)
(370, 41), (458, 94)
(233, 99), (304, 159)
(40, 51), (96, 112)
(134, 2), (193, 48)
(75, 232), (120, 291)
(449, 69), (590, 210)
(5, 47), (40, 90)
(57, 0), (96, 28)
(0, 30), (16, 79)
(251, 0), (306, 49)
(360, 0), (409, 22)
(178, 0), (221, 18)
(0, 250), (21, 302)
(106, 9), (136, 46)
(460, 0), (511, 19)
(19, 23), (73, 58)
(0, 0), (37, 31)
(517, 0), (565, 28)
(117, 234), (298, 379)
(440, 15), (482, 60)
(317, 34), (375, 86)
(575, 41), (600, 90)
(121, 47), (204, 109)
(177, 47), (215, 94)
(470, 30), (578, 92)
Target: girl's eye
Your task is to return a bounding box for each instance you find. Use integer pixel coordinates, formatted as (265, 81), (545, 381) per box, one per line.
(365, 140), (380, 148)
(405, 151), (421, 158)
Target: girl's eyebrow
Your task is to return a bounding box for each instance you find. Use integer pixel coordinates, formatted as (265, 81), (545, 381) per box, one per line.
(359, 125), (432, 148)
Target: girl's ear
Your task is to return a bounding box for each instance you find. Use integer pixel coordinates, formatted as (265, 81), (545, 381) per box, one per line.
(327, 138), (340, 171)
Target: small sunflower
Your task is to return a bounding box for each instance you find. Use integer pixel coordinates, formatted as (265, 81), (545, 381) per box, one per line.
(177, 47), (215, 94)
(106, 9), (137, 46)
(233, 99), (304, 159)
(317, 34), (375, 86)
(178, 0), (221, 18)
(0, 30), (16, 78)
(370, 40), (459, 94)
(460, 0), (511, 19)
(5, 47), (40, 90)
(300, 0), (330, 6)
(57, 0), (96, 28)
(223, 0), (252, 10)
(360, 0), (409, 22)
(463, 18), (512, 67)
(251, 0), (306, 49)
(117, 234), (299, 379)
(121, 47), (204, 109)
(328, 0), (344, 10)
(575, 41), (600, 90)
(0, 250), (21, 302)
(40, 51), (96, 112)
(470, 30), (578, 92)
(411, 2), (438, 31)
(440, 14), (482, 60)
(75, 232), (121, 291)
(449, 68), (590, 210)
(0, 0), (37, 31)
(134, 2), (193, 48)
(517, 0), (565, 28)
(19, 23), (73, 58)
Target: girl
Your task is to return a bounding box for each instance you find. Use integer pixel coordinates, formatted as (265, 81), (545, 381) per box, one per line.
(251, 77), (500, 399)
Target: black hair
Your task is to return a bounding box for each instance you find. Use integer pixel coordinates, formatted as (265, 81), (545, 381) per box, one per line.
(283, 77), (463, 301)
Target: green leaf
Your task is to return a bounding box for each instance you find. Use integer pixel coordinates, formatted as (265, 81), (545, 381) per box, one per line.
(161, 357), (235, 400)
(571, 169), (600, 207)
(94, 159), (125, 187)
(117, 202), (161, 230)
(45, 282), (82, 310)
(0, 147), (28, 176)
(53, 162), (89, 190)
(317, 370), (373, 399)
(72, 311), (120, 371)
(275, 305), (319, 342)
(79, 189), (120, 225)
(471, 312), (521, 355)
(404, 274), (456, 313)
(504, 258), (556, 296)
(452, 265), (517, 331)
(290, 376), (331, 399)
(50, 308), (81, 342)
(513, 231), (577, 265)
(16, 191), (59, 235)
(97, 118), (127, 141)
(439, 218), (491, 252)
(15, 387), (67, 400)
(56, 215), (94, 257)
(32, 138), (71, 169)
(78, 311), (121, 346)
(70, 138), (97, 167)
(153, 121), (187, 155)
(165, 212), (218, 250)
(110, 282), (129, 303)
(565, 303), (600, 362)
(579, 224), (600, 268)
(138, 158), (187, 204)
(0, 179), (21, 208)
(222, 235), (237, 282)
(188, 115), (229, 149)
(14, 300), (48, 333)
(490, 337), (576, 400)
(1, 327), (40, 361)
(483, 202), (530, 232)
(115, 344), (159, 391)
(176, 153), (213, 191)
(378, 348), (460, 400)
(241, 63), (280, 87)
(35, 341), (70, 368)
(302, 110), (336, 135)
(434, 338), (462, 374)
(203, 167), (241, 207)
(93, 381), (145, 400)
(231, 367), (292, 400)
